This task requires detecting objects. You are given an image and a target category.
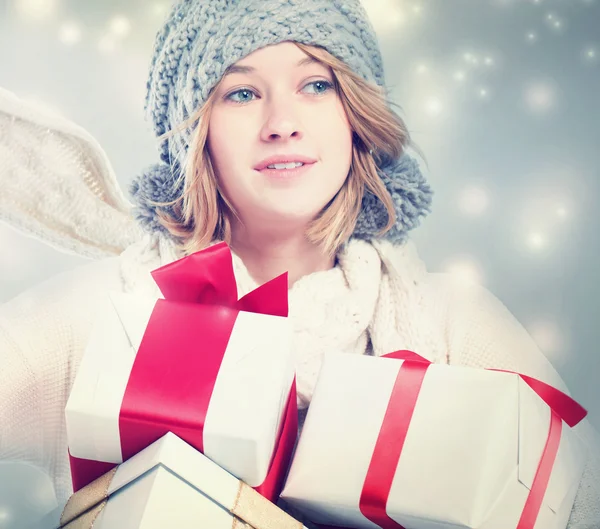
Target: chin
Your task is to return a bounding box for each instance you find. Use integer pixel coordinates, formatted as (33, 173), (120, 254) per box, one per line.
(258, 205), (323, 227)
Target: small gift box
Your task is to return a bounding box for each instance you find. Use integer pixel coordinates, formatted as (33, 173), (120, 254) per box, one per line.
(65, 242), (297, 501)
(57, 432), (307, 529)
(281, 351), (588, 529)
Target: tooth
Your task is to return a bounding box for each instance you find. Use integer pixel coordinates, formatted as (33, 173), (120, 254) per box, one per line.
(267, 162), (304, 169)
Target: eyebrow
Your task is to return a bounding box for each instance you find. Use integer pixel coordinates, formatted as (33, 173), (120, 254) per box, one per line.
(224, 56), (321, 76)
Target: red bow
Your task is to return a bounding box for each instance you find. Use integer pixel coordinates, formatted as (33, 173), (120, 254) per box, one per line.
(151, 241), (288, 316)
(70, 242), (297, 502)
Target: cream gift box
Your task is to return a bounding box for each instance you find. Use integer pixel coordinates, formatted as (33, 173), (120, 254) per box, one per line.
(65, 242), (296, 497)
(281, 351), (588, 529)
(57, 432), (306, 529)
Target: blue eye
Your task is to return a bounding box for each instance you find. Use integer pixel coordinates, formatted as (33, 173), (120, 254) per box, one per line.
(302, 80), (334, 95)
(226, 88), (257, 104)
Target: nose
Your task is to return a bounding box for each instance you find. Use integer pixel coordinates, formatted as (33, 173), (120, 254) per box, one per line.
(259, 96), (304, 143)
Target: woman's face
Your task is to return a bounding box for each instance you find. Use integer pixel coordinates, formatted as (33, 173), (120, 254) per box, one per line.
(207, 42), (353, 232)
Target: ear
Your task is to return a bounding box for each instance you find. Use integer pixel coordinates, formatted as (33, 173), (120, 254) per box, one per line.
(0, 87), (142, 259)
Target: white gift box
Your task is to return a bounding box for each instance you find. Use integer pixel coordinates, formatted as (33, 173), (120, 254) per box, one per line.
(281, 353), (587, 529)
(65, 290), (294, 487)
(58, 432), (307, 529)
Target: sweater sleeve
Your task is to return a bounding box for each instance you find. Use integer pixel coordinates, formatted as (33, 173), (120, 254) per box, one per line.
(442, 276), (600, 529)
(0, 257), (123, 509)
(0, 86), (143, 260)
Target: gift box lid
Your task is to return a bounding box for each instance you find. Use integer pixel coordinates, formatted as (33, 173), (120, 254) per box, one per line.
(60, 432), (306, 529)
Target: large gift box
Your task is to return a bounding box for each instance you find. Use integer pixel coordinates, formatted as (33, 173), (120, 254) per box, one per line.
(281, 351), (588, 529)
(57, 432), (307, 529)
(65, 242), (297, 501)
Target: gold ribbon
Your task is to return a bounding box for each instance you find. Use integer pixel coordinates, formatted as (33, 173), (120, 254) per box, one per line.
(232, 482), (304, 529)
(58, 467), (301, 528)
(232, 519), (253, 528)
(59, 468), (117, 528)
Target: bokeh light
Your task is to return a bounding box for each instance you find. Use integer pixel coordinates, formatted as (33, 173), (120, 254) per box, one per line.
(527, 319), (567, 362)
(524, 80), (558, 113)
(109, 15), (131, 38)
(441, 256), (486, 286)
(510, 173), (579, 257)
(526, 31), (538, 43)
(415, 63), (430, 75)
(457, 186), (491, 217)
(362, 0), (407, 35)
(14, 0), (60, 22)
(151, 1), (170, 19)
(463, 52), (477, 65)
(527, 231), (548, 250)
(545, 12), (566, 33)
(477, 86), (491, 100)
(583, 46), (597, 64)
(453, 70), (466, 82)
(423, 97), (444, 117)
(58, 21), (82, 45)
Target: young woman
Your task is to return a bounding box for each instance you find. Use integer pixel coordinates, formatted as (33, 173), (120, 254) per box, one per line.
(1, 0), (598, 526)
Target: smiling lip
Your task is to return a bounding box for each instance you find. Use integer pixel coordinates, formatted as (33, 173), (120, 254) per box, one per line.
(253, 155), (317, 171)
(256, 162), (316, 180)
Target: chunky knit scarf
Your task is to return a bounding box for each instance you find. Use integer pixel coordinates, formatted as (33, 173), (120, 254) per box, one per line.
(118, 231), (435, 410)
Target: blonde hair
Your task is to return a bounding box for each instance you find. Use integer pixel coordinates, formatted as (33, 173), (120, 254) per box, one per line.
(156, 42), (415, 257)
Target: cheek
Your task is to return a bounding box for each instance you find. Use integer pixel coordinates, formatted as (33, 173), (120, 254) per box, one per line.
(207, 116), (245, 180)
(321, 105), (353, 168)
(208, 116), (231, 160)
(206, 123), (223, 171)
(207, 116), (257, 212)
(333, 102), (352, 146)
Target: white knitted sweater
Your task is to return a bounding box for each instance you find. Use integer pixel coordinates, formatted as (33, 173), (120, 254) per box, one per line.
(1, 88), (599, 528)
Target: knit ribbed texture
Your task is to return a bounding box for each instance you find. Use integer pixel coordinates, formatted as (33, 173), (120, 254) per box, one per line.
(0, 87), (142, 259)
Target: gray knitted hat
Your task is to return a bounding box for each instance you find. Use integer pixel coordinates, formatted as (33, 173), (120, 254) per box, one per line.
(130, 0), (433, 244)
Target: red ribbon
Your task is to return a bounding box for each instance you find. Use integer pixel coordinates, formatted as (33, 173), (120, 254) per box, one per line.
(70, 242), (296, 501)
(355, 350), (587, 529)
